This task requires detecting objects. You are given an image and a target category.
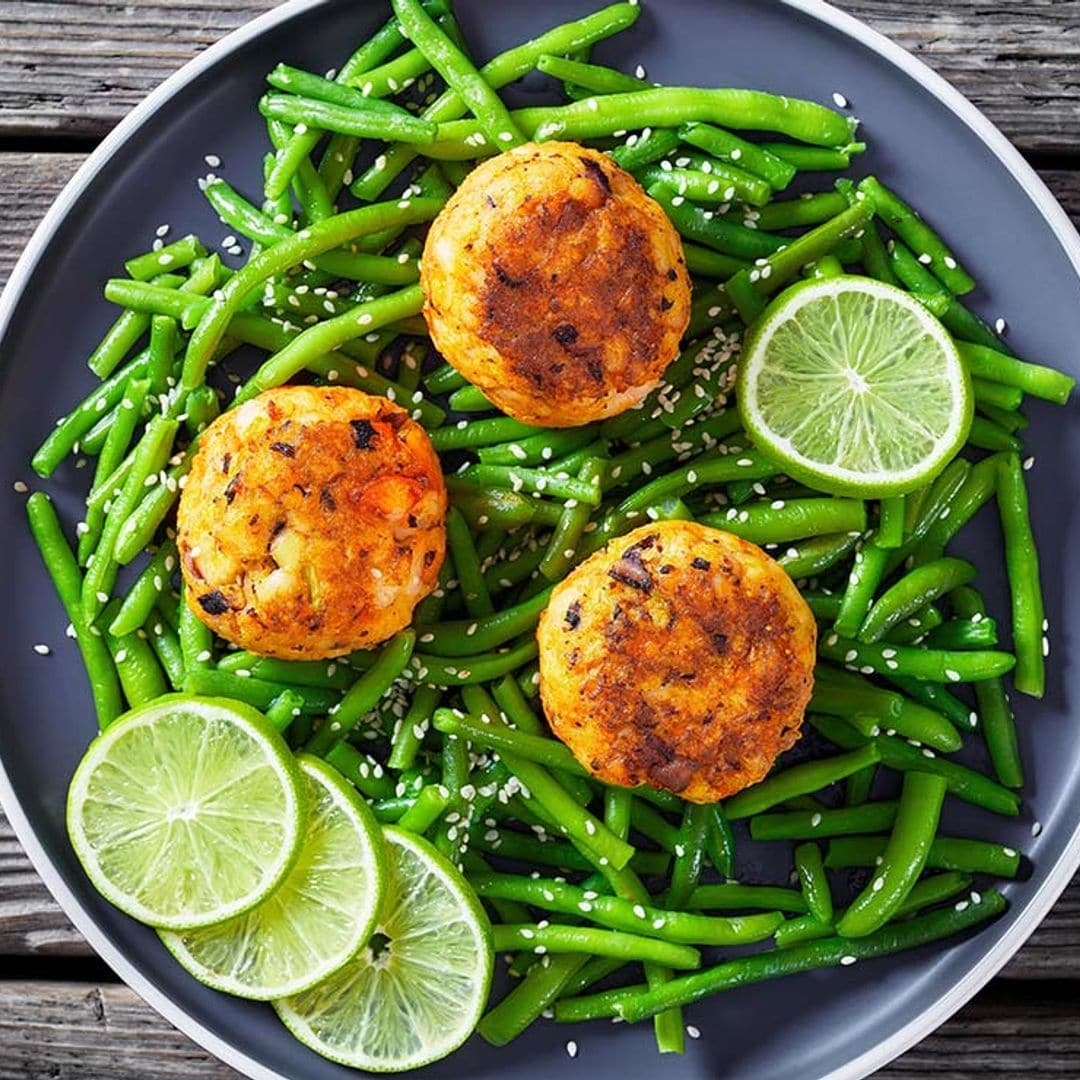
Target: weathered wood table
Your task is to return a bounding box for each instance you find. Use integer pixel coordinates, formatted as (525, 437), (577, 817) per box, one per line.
(1, 2), (1079, 1076)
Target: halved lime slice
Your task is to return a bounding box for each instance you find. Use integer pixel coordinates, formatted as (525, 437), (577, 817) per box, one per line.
(737, 276), (972, 496)
(161, 755), (385, 999)
(67, 694), (305, 930)
(275, 826), (493, 1073)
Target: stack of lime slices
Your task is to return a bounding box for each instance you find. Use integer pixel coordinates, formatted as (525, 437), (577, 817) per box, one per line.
(66, 695), (493, 1072)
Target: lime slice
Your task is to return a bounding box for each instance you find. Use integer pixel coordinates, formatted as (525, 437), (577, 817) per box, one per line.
(67, 694), (305, 930)
(161, 755), (386, 999)
(737, 276), (972, 496)
(275, 826), (493, 1072)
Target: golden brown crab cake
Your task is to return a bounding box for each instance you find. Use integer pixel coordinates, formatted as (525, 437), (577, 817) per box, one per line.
(537, 520), (816, 803)
(176, 386), (446, 660)
(421, 141), (691, 427)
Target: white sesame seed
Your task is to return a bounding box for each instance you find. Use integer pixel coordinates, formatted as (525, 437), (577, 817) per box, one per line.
(1032, 821), (1043, 837)
(566, 1041), (578, 1059)
(33, 643), (51, 656)
(995, 317), (1008, 334)
(12, 480), (28, 493)
(811, 813), (822, 828)
(917, 252), (933, 265)
(840, 955), (857, 966)
(872, 876), (884, 892)
(832, 91), (849, 108)
(196, 649), (212, 663)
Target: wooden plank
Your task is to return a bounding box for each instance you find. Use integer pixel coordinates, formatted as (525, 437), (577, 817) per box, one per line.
(0, 810), (93, 957)
(0, 980), (1076, 1079)
(0, 1), (1077, 150)
(2, 154), (1080, 290)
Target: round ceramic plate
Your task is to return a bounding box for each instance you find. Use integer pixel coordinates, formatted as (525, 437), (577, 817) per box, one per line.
(1, 1), (1078, 1077)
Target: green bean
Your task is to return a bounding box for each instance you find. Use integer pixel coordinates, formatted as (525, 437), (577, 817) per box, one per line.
(82, 417), (178, 620)
(82, 308), (150, 381)
(323, 742), (395, 801)
(794, 842), (833, 924)
(431, 708), (582, 774)
(700, 497), (865, 545)
(837, 771), (947, 937)
(972, 377), (1024, 412)
(261, 690), (303, 734)
(882, 672), (976, 732)
(429, 417), (541, 452)
(304, 631), (415, 756)
(424, 87), (852, 155)
(610, 127), (681, 172)
(858, 218), (901, 285)
(145, 612), (184, 690)
(101, 602), (169, 709)
(754, 201), (873, 295)
(807, 716), (1021, 816)
(647, 183), (786, 259)
(922, 616), (998, 650)
(354, 4), (643, 199)
(538, 53), (647, 95)
(184, 666), (339, 714)
(682, 242), (749, 278)
(774, 871), (975, 948)
(912, 455), (999, 567)
(26, 494), (124, 728)
(107, 540), (178, 637)
(393, 0), (525, 149)
(234, 284), (424, 403)
(473, 829), (669, 876)
(439, 510), (492, 621)
(412, 638), (539, 687)
(876, 496), (905, 549)
(957, 341), (1073, 404)
(555, 890), (1006, 1024)
(425, 363), (468, 396)
(825, 836), (1020, 879)
(614, 449), (775, 514)
(146, 314), (179, 395)
(677, 122), (795, 188)
(259, 90), (437, 144)
(604, 788), (633, 842)
(449, 484), (563, 532)
(78, 378), (150, 565)
(396, 784), (450, 835)
(629, 801), (682, 853)
(778, 531), (860, 579)
(470, 873), (781, 946)
(751, 801), (899, 841)
(220, 655), (359, 691)
(480, 954), (588, 1047)
(978, 403), (1027, 436)
(540, 458), (605, 580)
(723, 745), (880, 820)
(968, 415), (1021, 452)
(382, 684), (439, 772)
(820, 633), (1014, 682)
(997, 453), (1045, 698)
(181, 197), (441, 389)
(752, 191), (850, 232)
(421, 591), (552, 663)
(759, 141), (864, 171)
(204, 180), (422, 286)
(457, 463), (601, 507)
(683, 883), (805, 914)
(493, 923), (699, 970)
(446, 385), (494, 413)
(950, 589), (1022, 788)
(812, 667), (961, 751)
(643, 163), (772, 209)
(857, 557), (977, 643)
(124, 234), (206, 282)
(859, 177), (974, 295)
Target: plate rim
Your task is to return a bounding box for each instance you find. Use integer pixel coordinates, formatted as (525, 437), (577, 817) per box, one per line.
(1, 1), (1078, 1078)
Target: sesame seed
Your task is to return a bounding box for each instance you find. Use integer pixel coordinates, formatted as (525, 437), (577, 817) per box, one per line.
(33, 643), (51, 656)
(1023, 455), (1035, 471)
(566, 1041), (578, 1059)
(204, 153), (221, 168)
(652, 917), (665, 929)
(844, 649), (858, 663)
(917, 252), (933, 265)
(811, 813), (822, 827)
(872, 876), (884, 892)
(840, 955), (857, 966)
(832, 91), (849, 108)
(196, 650), (212, 663)
(12, 480), (28, 493)
(945, 669), (961, 682)
(1032, 821), (1043, 837)
(1003, 846), (1017, 857)
(995, 317), (1008, 334)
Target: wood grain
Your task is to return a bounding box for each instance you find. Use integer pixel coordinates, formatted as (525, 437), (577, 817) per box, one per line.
(0, 980), (1076, 1079)
(0, 1), (1077, 150)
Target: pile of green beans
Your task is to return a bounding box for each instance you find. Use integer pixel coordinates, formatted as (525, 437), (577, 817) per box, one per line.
(25, 0), (1072, 1063)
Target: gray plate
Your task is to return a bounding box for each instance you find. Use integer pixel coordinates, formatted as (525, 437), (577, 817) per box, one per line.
(1, 1), (1079, 1077)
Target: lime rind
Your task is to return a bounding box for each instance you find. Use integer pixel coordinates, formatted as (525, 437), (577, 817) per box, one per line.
(160, 754), (386, 1000)
(737, 276), (972, 497)
(66, 694), (306, 931)
(275, 826), (494, 1073)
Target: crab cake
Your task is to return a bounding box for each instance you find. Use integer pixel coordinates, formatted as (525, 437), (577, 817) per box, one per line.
(537, 520), (816, 803)
(421, 141), (691, 428)
(177, 386), (446, 660)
